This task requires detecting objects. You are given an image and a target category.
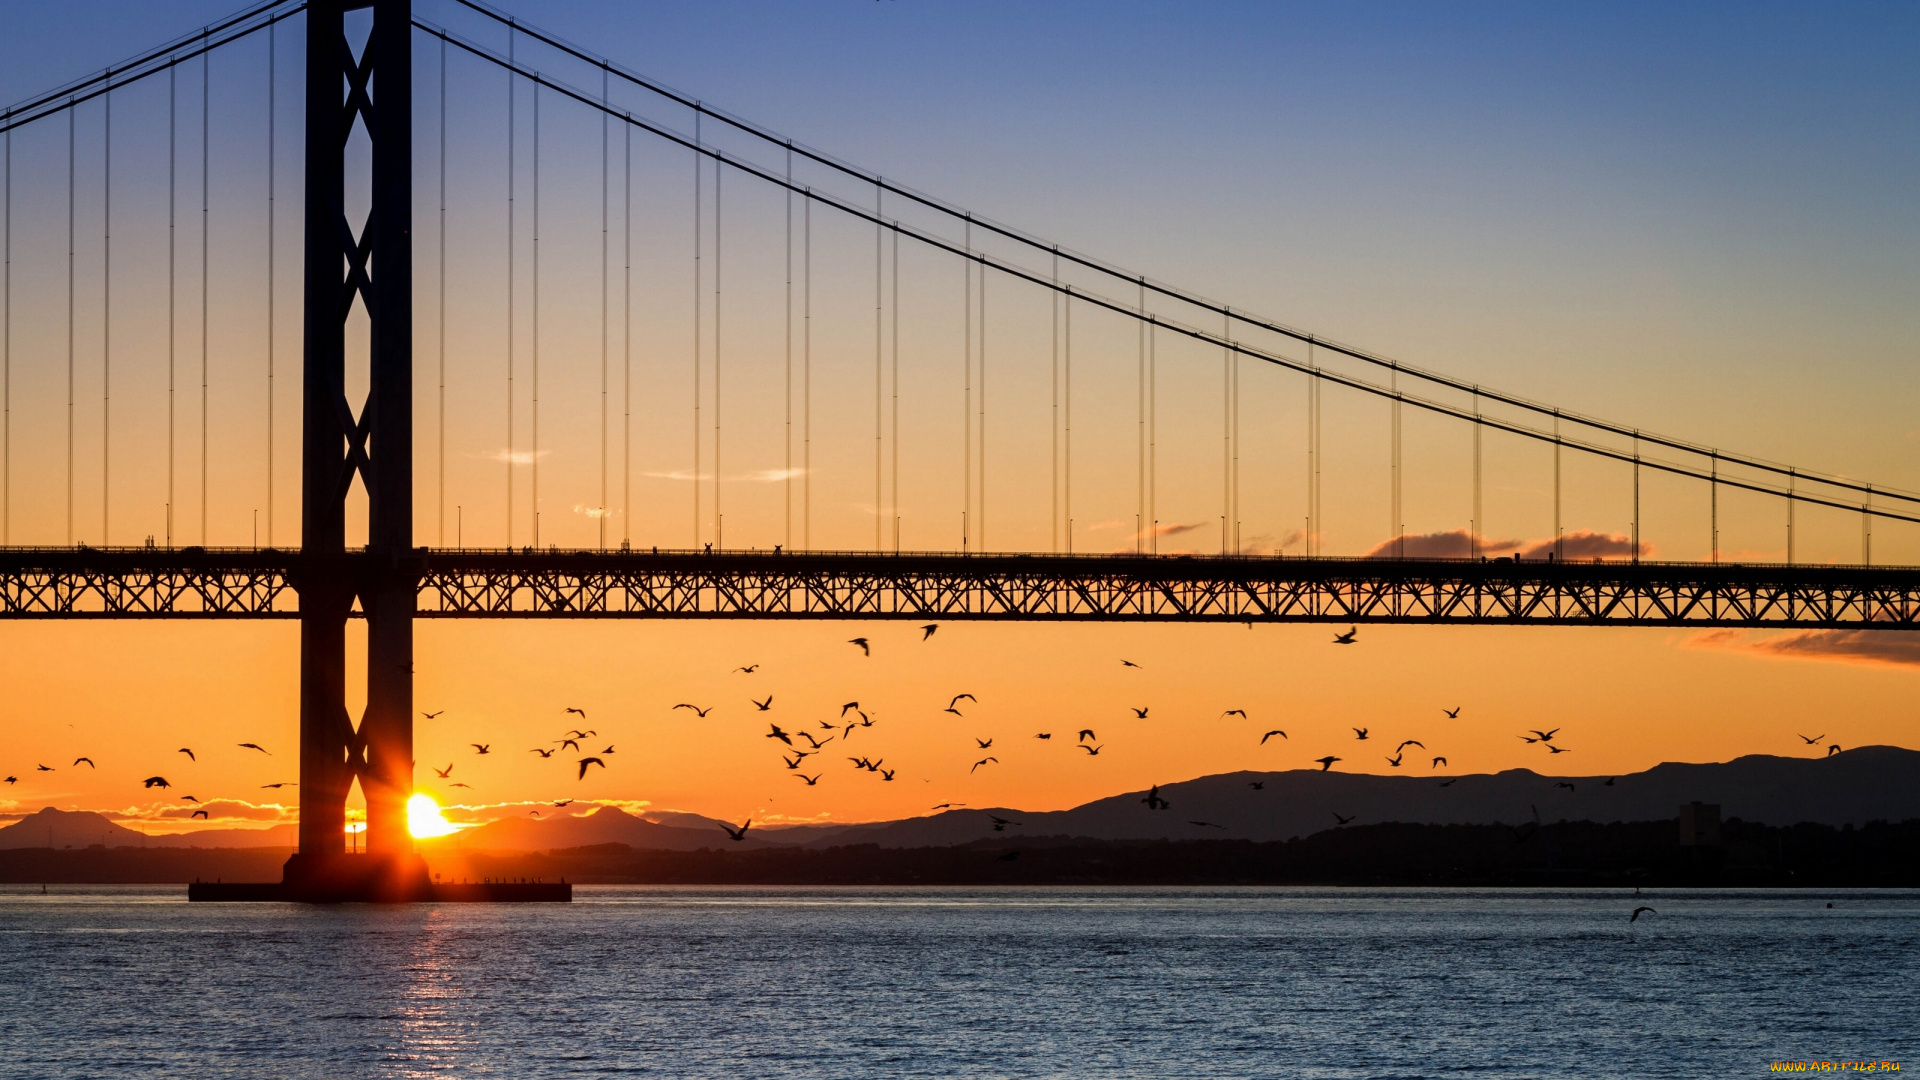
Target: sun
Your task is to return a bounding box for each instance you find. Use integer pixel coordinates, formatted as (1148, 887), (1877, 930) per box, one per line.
(407, 793), (459, 839)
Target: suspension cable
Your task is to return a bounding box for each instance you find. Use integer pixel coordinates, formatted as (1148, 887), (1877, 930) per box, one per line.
(103, 85), (112, 545)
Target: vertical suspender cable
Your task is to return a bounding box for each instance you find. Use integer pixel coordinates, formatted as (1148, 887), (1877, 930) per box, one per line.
(803, 191), (811, 550)
(1050, 251), (1058, 553)
(1553, 414), (1562, 558)
(692, 110), (700, 548)
(962, 218), (970, 550)
(599, 67), (608, 549)
(1137, 279), (1146, 554)
(1303, 342), (1314, 558)
(783, 146), (792, 549)
(891, 224), (899, 552)
(1864, 486), (1872, 566)
(1, 126), (7, 543)
(506, 29), (515, 546)
(1064, 287), (1073, 553)
(978, 256), (986, 552)
(201, 48), (209, 544)
(1390, 366), (1400, 556)
(67, 104), (75, 545)
(103, 84), (112, 544)
(436, 34), (445, 547)
(874, 178), (882, 552)
(1221, 302), (1228, 555)
(168, 68), (176, 546)
(1709, 456), (1717, 564)
(267, 24), (276, 548)
(714, 155), (722, 547)
(1784, 469), (1793, 566)
(1149, 319), (1157, 553)
(624, 121), (632, 546)
(532, 80), (541, 546)
(1471, 390), (1482, 559)
(1632, 434), (1641, 564)
(1231, 311), (1239, 554)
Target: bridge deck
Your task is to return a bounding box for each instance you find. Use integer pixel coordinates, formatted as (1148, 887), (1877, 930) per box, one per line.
(2, 548), (1916, 628)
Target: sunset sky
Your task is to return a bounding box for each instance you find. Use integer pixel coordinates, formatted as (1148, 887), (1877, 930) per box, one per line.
(2, 1), (1915, 835)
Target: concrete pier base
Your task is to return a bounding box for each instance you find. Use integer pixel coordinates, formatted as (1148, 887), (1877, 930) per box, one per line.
(186, 855), (571, 903)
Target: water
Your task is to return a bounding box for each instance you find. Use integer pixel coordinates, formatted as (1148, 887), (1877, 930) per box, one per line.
(1, 886), (1912, 1078)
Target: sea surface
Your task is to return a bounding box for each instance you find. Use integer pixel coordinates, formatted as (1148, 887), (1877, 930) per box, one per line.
(0, 886), (1913, 1078)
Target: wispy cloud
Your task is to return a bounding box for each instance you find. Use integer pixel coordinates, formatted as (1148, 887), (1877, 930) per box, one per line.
(1690, 628), (1920, 669)
(643, 468), (808, 483)
(572, 505), (618, 520)
(1364, 528), (1650, 561)
(482, 449), (554, 466)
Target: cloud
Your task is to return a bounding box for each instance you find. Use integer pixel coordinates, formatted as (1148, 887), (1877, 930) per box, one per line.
(101, 799), (298, 825)
(1364, 529), (1650, 561)
(1690, 628), (1920, 669)
(643, 468), (808, 483)
(572, 505), (618, 520)
(483, 449), (554, 466)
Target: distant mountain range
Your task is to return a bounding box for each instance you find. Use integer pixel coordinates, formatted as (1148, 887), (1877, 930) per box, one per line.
(6, 746), (1914, 853)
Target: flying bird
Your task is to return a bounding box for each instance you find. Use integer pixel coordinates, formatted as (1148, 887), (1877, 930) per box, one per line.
(1443, 707), (1461, 718)
(142, 776), (170, 788)
(1518, 735), (1540, 744)
(37, 764), (54, 772)
(930, 803), (964, 810)
(1080, 744), (1104, 756)
(261, 782), (295, 789)
(1332, 627), (1358, 644)
(971, 757), (998, 774)
(1078, 729), (1097, 742)
(1260, 730), (1287, 744)
(753, 696), (773, 711)
(1333, 812), (1355, 825)
(719, 819), (752, 842)
(920, 624), (939, 639)
(1315, 756), (1340, 771)
(472, 744), (491, 755)
(1531, 728), (1560, 743)
(566, 729), (597, 739)
(1121, 659), (1141, 668)
(765, 724), (793, 746)
(1827, 744), (1843, 756)
(450, 782), (472, 789)
(975, 738), (994, 749)
(950, 694), (977, 710)
(880, 769), (895, 781)
(1630, 906), (1656, 923)
(576, 757), (606, 780)
(1556, 782), (1577, 792)
(1034, 733), (1052, 740)
(796, 774), (822, 786)
(1248, 782), (1265, 790)
(554, 799), (573, 808)
(1223, 709), (1247, 719)
(530, 748), (554, 758)
(3, 777), (14, 784)
(238, 743), (270, 755)
(529, 810), (541, 817)
(1395, 740), (1425, 753)
(782, 754), (805, 770)
(1603, 777), (1617, 786)
(673, 704), (712, 717)
(191, 809), (209, 819)
(1142, 784), (1171, 810)
(422, 710), (444, 719)
(1547, 745), (1572, 754)
(1353, 728), (1369, 740)
(432, 763), (453, 778)
(735, 665), (760, 674)
(1385, 754), (1403, 768)
(600, 746), (615, 755)
(1131, 707), (1149, 719)
(841, 702), (861, 717)
(1797, 733), (1824, 745)
(177, 748), (196, 761)
(799, 732), (833, 750)
(179, 796), (199, 803)
(849, 637), (871, 656)
(565, 707), (588, 718)
(1432, 757), (1448, 768)
(558, 739), (581, 752)
(1189, 820), (1225, 830)
(74, 757), (95, 768)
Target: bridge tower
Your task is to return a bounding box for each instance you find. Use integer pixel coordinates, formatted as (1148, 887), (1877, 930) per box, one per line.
(283, 0), (425, 899)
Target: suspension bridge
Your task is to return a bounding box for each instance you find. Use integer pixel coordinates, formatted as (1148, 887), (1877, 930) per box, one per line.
(1, 0), (1914, 899)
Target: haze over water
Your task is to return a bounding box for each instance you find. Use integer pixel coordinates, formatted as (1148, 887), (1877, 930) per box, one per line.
(2, 885), (1912, 1078)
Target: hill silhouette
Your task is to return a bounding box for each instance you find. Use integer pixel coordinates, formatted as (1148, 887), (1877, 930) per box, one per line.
(0, 808), (295, 850)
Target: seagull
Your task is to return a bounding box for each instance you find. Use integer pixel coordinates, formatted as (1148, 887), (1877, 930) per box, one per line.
(949, 694), (976, 710)
(1353, 727), (1369, 740)
(191, 809), (209, 820)
(1315, 756), (1340, 771)
(3, 777), (14, 784)
(782, 754), (805, 770)
(600, 746), (615, 755)
(432, 763), (454, 778)
(1078, 729), (1097, 742)
(1034, 733), (1052, 740)
(818, 721), (837, 730)
(472, 744), (491, 755)
(1385, 754), (1403, 767)
(1444, 707), (1461, 718)
(530, 748), (554, 758)
(796, 773), (822, 786)
(142, 776), (171, 789)
(880, 769), (895, 781)
(177, 748), (196, 762)
(930, 803), (964, 810)
(451, 782), (473, 789)
(1260, 730), (1287, 744)
(566, 729), (597, 739)
(1223, 709), (1247, 719)
(1547, 745), (1572, 754)
(1630, 906), (1656, 923)
(576, 757), (606, 780)
(238, 743), (271, 755)
(975, 738), (994, 749)
(1432, 756), (1448, 768)
(920, 624), (939, 640)
(1131, 707), (1149, 719)
(1332, 627), (1358, 644)
(989, 815), (1020, 832)
(74, 757), (95, 768)
(554, 799), (573, 808)
(1797, 733), (1824, 745)
(766, 724), (793, 746)
(1518, 735), (1540, 744)
(423, 710), (444, 719)
(1395, 740), (1425, 753)
(719, 819), (752, 842)
(1142, 784), (1171, 810)
(1189, 820), (1225, 830)
(529, 810), (541, 817)
(558, 739), (581, 752)
(565, 707), (588, 718)
(971, 757), (998, 774)
(1333, 812), (1355, 825)
(36, 764), (54, 772)
(1556, 782), (1577, 792)
(944, 706), (964, 717)
(735, 665), (760, 674)
(841, 702), (861, 717)
(1248, 781), (1265, 790)
(673, 704), (712, 717)
(799, 732), (833, 750)
(261, 782), (295, 789)
(1827, 744), (1843, 756)
(849, 637), (871, 656)
(1531, 728), (1560, 743)
(1121, 659), (1141, 668)
(1079, 743), (1105, 756)
(753, 696), (773, 711)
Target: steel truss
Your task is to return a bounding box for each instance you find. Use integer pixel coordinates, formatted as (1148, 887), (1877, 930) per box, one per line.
(4, 548), (1917, 629)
